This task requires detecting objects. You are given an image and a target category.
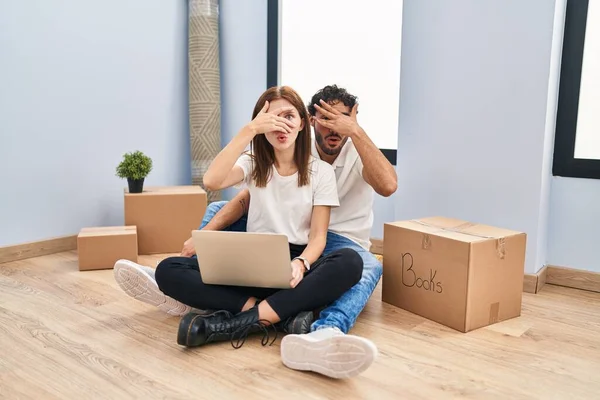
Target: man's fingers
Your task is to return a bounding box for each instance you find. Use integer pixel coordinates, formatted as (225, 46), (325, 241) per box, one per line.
(314, 103), (337, 119)
(316, 117), (334, 128)
(351, 103), (358, 119)
(318, 99), (341, 115)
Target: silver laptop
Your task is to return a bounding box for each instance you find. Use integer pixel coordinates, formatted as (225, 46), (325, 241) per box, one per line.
(192, 230), (293, 289)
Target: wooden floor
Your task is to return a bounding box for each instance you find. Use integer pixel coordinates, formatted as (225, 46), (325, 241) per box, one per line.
(1, 251), (599, 400)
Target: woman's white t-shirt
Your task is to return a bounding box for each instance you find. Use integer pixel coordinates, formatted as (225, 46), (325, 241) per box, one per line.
(234, 154), (339, 245)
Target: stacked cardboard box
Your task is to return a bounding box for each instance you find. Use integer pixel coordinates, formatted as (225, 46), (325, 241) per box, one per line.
(124, 186), (207, 254)
(77, 226), (138, 271)
(77, 185), (207, 269)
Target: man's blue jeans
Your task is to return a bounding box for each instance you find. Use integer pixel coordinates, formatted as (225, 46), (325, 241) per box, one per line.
(199, 201), (383, 334)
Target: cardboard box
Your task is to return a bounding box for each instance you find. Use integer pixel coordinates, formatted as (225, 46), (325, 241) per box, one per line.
(382, 217), (526, 332)
(77, 226), (138, 271)
(124, 186), (207, 254)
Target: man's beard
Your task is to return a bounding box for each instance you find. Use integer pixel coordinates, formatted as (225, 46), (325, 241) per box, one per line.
(316, 132), (348, 156)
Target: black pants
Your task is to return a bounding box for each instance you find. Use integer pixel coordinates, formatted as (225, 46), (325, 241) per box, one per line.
(155, 245), (363, 321)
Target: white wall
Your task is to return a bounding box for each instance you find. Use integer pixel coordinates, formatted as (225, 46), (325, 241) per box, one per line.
(219, 0), (267, 201)
(395, 0), (560, 274)
(372, 195), (396, 239)
(0, 0), (190, 246)
(548, 178), (600, 272)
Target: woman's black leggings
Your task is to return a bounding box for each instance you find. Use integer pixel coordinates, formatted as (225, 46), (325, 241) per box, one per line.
(155, 244), (363, 321)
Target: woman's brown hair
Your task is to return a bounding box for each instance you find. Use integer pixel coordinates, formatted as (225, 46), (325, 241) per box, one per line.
(249, 86), (312, 187)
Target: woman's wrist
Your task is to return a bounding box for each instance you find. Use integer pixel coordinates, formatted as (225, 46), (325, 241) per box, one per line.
(242, 123), (258, 138)
(295, 256), (313, 270)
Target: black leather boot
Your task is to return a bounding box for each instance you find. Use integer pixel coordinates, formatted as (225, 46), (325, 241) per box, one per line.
(177, 307), (276, 348)
(277, 311), (314, 334)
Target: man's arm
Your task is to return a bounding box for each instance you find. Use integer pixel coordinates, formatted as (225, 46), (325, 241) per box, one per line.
(180, 189), (250, 256)
(350, 125), (397, 197)
(203, 189), (250, 231)
(314, 100), (398, 197)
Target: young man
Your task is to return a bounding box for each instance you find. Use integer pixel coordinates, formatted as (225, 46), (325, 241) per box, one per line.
(180, 85), (397, 378)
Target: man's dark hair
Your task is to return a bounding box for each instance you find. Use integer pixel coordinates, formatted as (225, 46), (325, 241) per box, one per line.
(307, 84), (358, 116)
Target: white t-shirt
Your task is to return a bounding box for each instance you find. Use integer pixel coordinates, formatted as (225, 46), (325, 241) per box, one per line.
(311, 138), (374, 250)
(235, 154), (339, 245)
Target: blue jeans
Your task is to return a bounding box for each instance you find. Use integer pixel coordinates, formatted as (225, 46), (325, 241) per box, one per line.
(199, 201), (383, 334)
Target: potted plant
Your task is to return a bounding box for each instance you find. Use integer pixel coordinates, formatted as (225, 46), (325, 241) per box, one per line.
(116, 150), (153, 193)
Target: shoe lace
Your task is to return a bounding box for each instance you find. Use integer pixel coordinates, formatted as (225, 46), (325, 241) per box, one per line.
(230, 319), (278, 349)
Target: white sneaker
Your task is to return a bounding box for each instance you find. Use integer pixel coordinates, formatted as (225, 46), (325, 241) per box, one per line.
(113, 259), (192, 316)
(280, 327), (378, 379)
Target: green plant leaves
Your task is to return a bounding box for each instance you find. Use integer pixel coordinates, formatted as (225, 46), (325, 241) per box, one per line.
(116, 150), (153, 180)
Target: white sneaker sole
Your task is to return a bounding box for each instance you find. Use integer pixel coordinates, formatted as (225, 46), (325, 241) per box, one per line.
(280, 333), (378, 379)
(113, 259), (192, 317)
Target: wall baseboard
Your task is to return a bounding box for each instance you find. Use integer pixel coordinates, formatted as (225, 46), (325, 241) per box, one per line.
(370, 238), (383, 255)
(0, 235), (78, 265)
(545, 265), (600, 293)
(523, 266), (548, 294)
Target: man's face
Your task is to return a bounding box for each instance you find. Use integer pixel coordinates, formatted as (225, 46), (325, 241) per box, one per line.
(311, 101), (351, 156)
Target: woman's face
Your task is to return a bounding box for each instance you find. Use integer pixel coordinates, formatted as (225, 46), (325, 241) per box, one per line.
(264, 98), (304, 152)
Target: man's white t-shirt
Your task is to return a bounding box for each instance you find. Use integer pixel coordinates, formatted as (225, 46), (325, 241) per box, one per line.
(235, 154), (339, 245)
(311, 138), (374, 250)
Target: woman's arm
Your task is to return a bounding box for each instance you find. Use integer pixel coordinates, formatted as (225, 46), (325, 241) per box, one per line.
(180, 189), (251, 257)
(202, 127), (255, 191)
(203, 101), (296, 191)
(290, 205), (330, 287)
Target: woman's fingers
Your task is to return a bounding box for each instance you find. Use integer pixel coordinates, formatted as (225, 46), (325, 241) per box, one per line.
(258, 101), (269, 114)
(289, 265), (304, 288)
(269, 105), (295, 116)
(276, 115), (297, 128)
(273, 121), (293, 133)
(290, 269), (298, 287)
(269, 115), (295, 129)
(268, 124), (289, 135)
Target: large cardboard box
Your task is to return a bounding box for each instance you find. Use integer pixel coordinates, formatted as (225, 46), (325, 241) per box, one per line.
(77, 226), (138, 271)
(124, 186), (207, 254)
(382, 217), (526, 332)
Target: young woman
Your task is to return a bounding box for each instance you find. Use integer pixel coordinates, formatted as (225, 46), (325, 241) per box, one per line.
(151, 86), (363, 348)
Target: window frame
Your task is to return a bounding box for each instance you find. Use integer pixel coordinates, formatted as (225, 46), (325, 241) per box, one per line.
(553, 0), (600, 179)
(266, 0), (397, 166)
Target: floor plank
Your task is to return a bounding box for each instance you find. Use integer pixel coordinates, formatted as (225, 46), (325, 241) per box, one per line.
(1, 251), (599, 399)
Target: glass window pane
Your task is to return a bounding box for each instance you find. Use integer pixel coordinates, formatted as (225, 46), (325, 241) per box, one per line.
(280, 0), (402, 150)
(574, 0), (600, 160)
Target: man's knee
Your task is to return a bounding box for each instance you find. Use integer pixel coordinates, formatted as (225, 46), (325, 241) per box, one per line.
(206, 200), (227, 216)
(359, 250), (383, 279)
(199, 201), (229, 229)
